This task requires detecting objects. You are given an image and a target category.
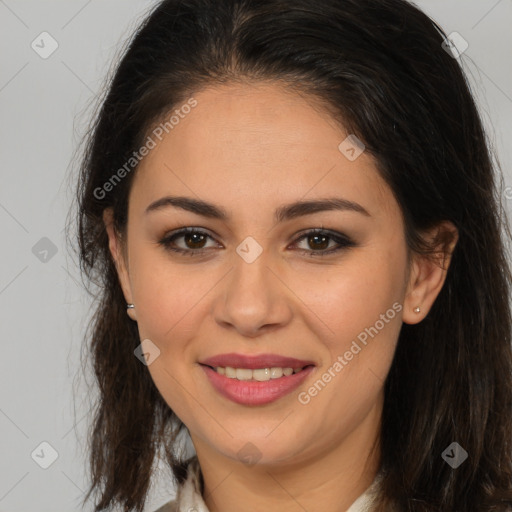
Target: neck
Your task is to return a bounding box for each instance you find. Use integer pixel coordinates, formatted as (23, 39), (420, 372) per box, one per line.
(192, 396), (383, 512)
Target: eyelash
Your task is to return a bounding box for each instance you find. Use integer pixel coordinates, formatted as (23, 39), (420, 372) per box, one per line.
(158, 227), (356, 257)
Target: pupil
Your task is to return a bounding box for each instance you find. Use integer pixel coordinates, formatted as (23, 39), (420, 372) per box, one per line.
(187, 233), (205, 248)
(309, 235), (328, 250)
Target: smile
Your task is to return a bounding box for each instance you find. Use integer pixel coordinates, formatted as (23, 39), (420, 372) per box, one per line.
(198, 353), (316, 405)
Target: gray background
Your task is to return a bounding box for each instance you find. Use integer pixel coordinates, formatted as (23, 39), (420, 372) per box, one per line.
(0, 1), (511, 511)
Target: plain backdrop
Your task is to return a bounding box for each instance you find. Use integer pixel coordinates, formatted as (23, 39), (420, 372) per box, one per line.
(0, 1), (511, 511)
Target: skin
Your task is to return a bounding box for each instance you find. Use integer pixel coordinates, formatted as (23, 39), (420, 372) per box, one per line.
(104, 82), (458, 512)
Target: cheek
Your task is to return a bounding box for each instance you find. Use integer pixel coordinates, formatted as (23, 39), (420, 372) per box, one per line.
(128, 245), (211, 340)
(292, 252), (404, 438)
(297, 245), (405, 354)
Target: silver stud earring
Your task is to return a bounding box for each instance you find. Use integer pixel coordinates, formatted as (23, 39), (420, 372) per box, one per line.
(127, 303), (135, 309)
(413, 306), (421, 313)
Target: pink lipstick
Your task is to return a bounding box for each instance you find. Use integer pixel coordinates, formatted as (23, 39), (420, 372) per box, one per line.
(199, 353), (315, 406)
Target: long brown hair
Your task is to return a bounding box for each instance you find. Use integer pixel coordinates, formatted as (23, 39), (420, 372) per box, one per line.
(68, 0), (512, 510)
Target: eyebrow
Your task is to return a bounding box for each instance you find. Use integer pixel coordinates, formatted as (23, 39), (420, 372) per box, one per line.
(144, 195), (371, 222)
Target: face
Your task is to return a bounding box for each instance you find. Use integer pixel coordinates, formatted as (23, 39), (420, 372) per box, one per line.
(105, 82), (452, 469)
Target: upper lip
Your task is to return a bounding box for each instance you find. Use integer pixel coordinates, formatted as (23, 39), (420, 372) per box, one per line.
(200, 353), (316, 369)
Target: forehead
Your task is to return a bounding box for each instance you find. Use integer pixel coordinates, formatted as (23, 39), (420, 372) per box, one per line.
(130, 82), (399, 224)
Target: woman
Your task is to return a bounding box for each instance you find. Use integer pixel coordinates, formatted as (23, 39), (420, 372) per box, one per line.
(71, 0), (512, 510)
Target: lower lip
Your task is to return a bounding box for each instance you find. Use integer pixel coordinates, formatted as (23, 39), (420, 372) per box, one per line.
(201, 365), (315, 406)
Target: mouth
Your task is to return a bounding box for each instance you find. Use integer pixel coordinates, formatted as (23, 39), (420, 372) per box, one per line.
(198, 353), (316, 406)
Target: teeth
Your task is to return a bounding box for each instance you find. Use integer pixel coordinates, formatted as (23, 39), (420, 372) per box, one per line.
(253, 368), (271, 381)
(225, 366), (237, 378)
(270, 367), (283, 379)
(235, 368), (253, 381)
(214, 366), (304, 381)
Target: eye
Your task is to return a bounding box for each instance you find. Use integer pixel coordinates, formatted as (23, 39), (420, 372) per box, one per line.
(158, 227), (356, 257)
(292, 229), (356, 256)
(158, 227), (218, 255)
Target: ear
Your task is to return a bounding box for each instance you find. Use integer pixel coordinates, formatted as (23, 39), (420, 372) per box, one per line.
(103, 208), (137, 322)
(402, 220), (458, 325)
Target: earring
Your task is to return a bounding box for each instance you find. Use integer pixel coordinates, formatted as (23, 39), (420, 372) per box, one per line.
(413, 306), (421, 313)
(126, 303), (136, 321)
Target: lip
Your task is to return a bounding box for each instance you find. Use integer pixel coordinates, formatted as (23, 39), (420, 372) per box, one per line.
(199, 352), (316, 406)
(201, 364), (315, 406)
(200, 352), (315, 369)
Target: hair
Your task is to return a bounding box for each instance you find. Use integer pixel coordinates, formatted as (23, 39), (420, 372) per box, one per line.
(69, 0), (512, 510)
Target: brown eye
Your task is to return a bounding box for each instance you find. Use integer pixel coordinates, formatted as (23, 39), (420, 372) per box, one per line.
(306, 233), (330, 250)
(292, 229), (356, 256)
(159, 228), (217, 255)
(180, 231), (208, 249)
(159, 227), (356, 257)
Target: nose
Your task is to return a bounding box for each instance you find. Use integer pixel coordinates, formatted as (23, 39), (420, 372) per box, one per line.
(212, 244), (293, 338)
